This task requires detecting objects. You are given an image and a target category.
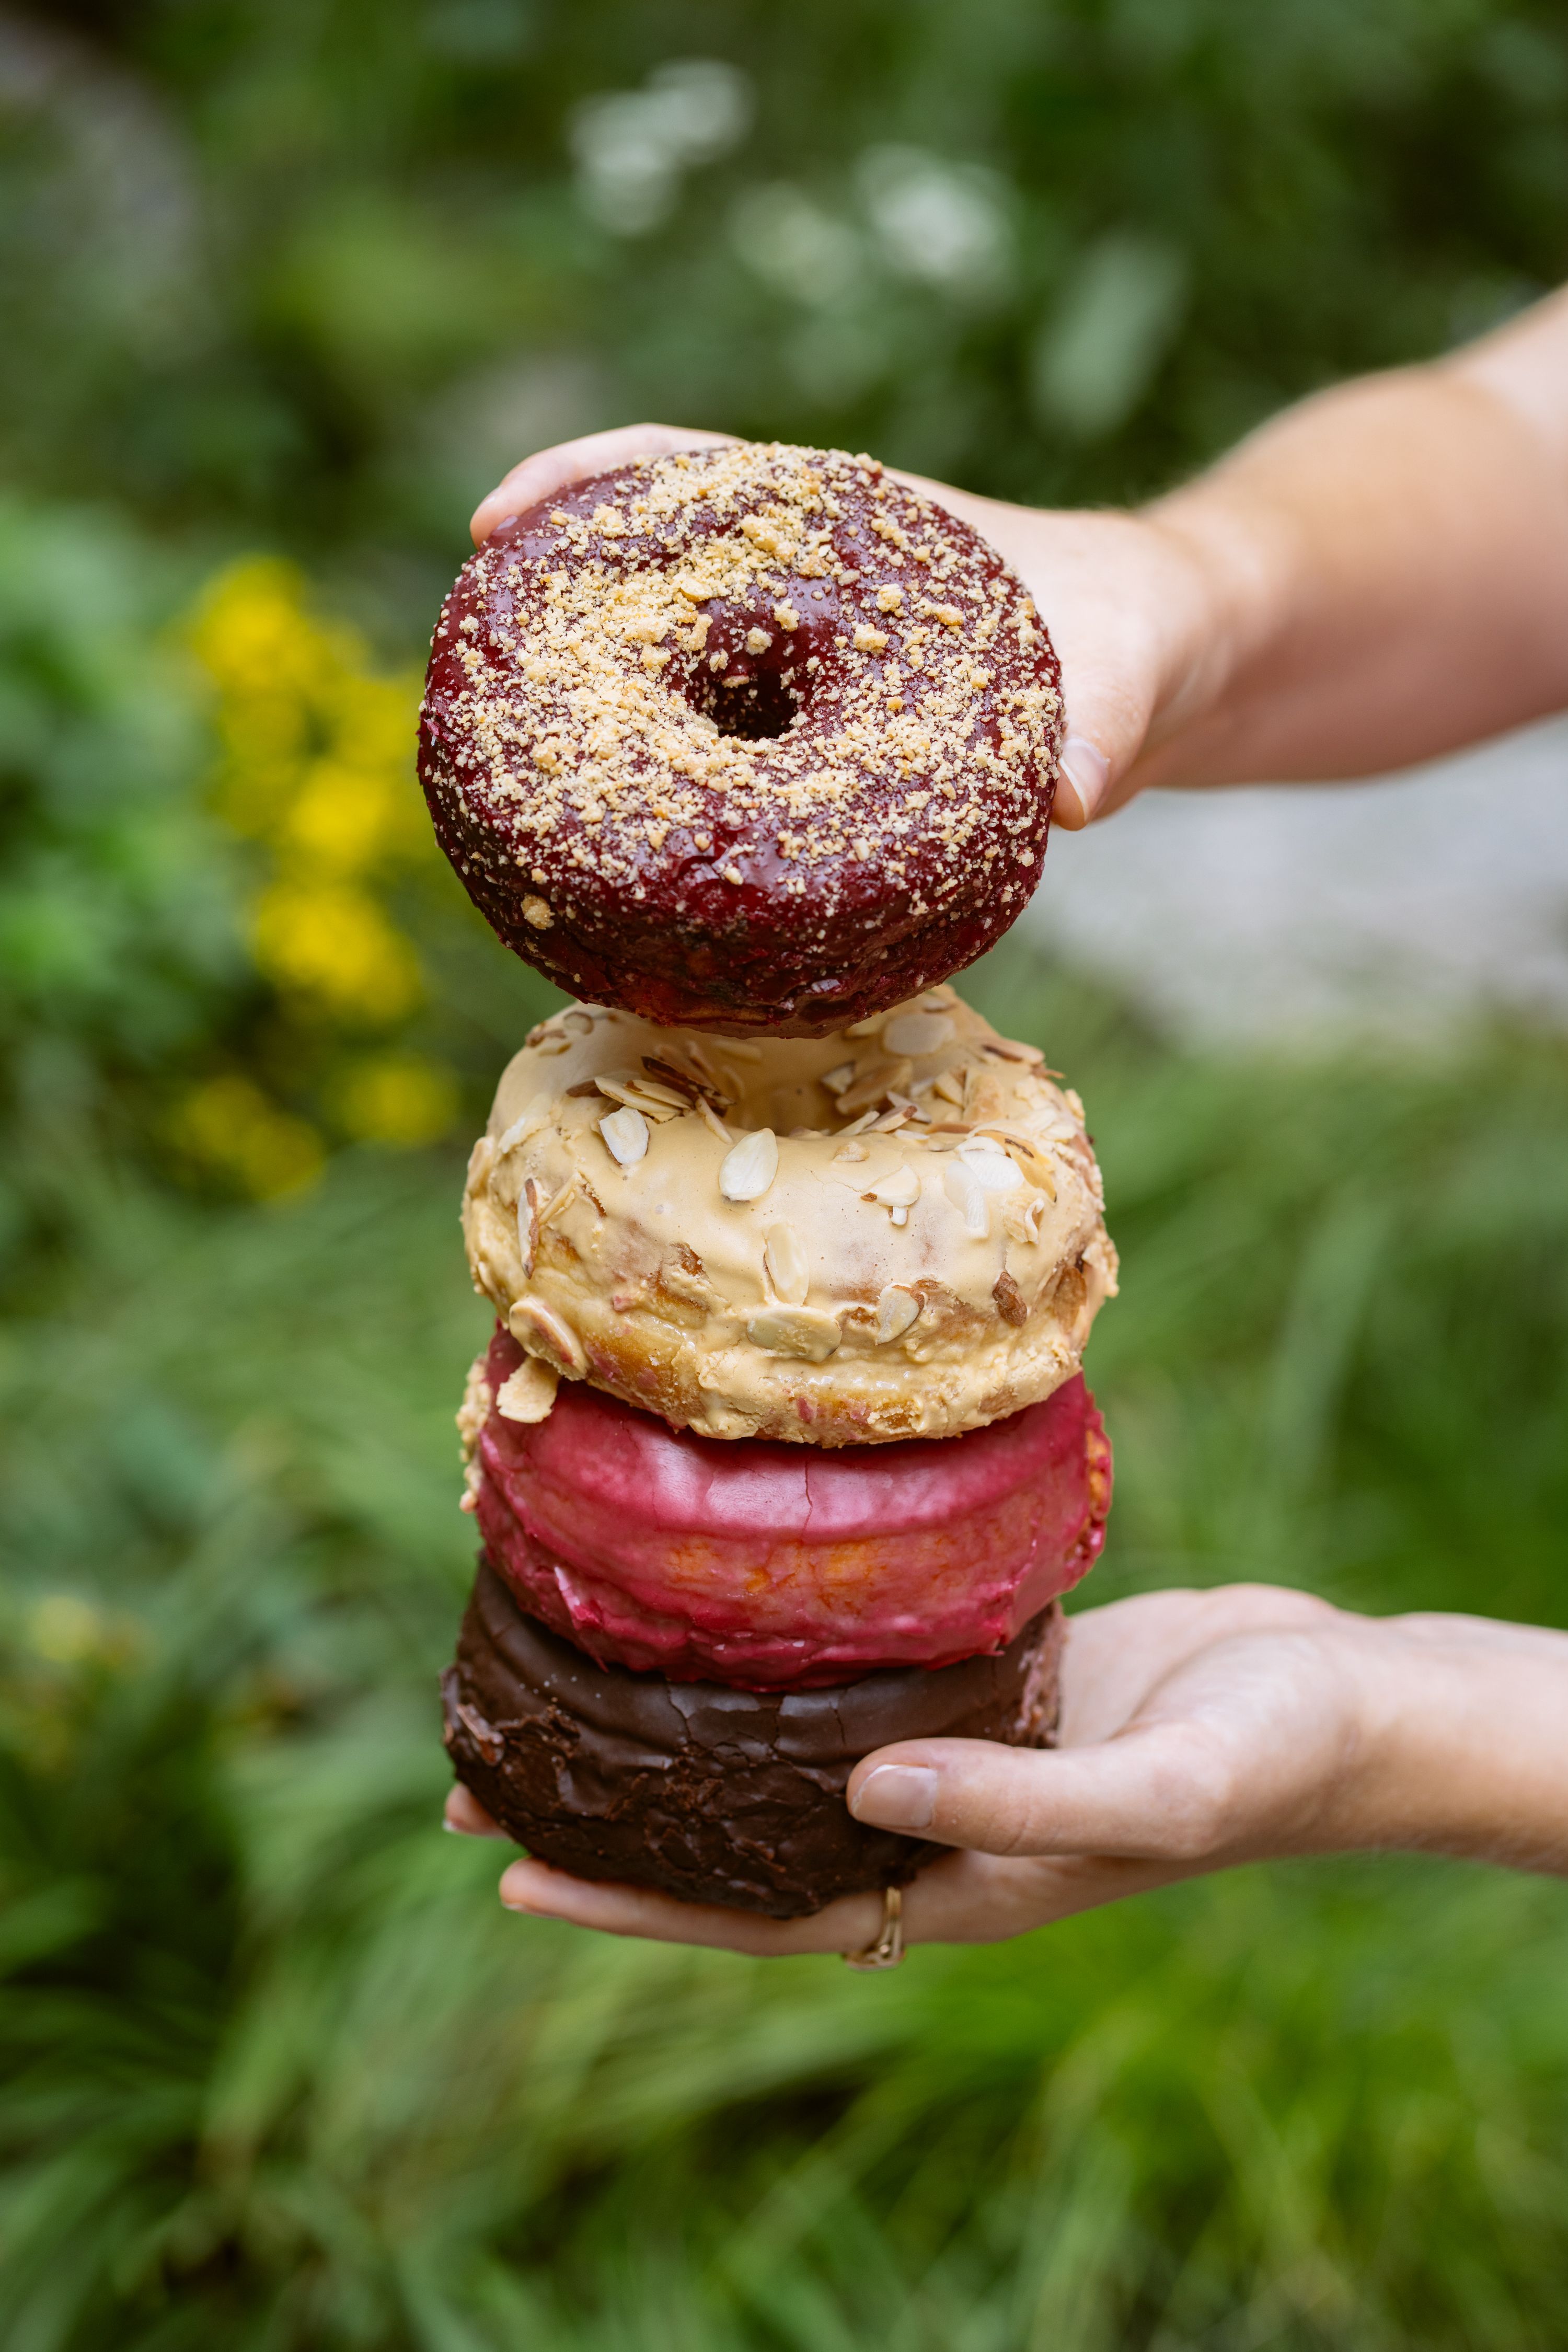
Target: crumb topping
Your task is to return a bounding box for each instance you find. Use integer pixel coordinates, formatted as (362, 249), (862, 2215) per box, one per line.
(421, 443), (1061, 963)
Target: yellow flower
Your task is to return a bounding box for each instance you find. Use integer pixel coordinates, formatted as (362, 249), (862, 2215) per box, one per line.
(188, 560), (333, 702)
(168, 1074), (325, 1198)
(337, 1053), (459, 1147)
(280, 759), (406, 873)
(252, 881), (422, 1022)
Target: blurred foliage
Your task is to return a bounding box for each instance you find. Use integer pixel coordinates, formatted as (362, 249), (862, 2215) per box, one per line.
(0, 504), (558, 1255)
(4, 0), (1568, 2345)
(4, 0), (1568, 616)
(179, 558), (452, 1192)
(3, 949), (1568, 2349)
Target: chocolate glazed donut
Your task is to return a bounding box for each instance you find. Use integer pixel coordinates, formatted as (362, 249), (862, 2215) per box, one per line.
(444, 1559), (1065, 1918)
(419, 442), (1063, 1035)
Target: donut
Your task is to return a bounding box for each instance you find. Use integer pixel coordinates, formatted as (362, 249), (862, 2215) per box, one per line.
(468, 1326), (1111, 1687)
(460, 987), (1117, 1447)
(418, 441), (1063, 1034)
(443, 1556), (1064, 1918)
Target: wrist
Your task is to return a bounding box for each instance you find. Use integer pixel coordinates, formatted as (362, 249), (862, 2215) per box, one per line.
(1128, 482), (1298, 794)
(1329, 1613), (1568, 1872)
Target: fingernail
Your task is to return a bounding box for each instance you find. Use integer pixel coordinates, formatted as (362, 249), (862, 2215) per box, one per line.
(850, 1765), (939, 1831)
(1058, 733), (1109, 817)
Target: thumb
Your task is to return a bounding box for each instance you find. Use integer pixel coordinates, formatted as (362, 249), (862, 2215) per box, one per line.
(846, 1724), (1234, 1863)
(470, 423), (734, 546)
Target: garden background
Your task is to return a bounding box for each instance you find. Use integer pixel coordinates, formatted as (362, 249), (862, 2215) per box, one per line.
(4, 3), (1568, 2345)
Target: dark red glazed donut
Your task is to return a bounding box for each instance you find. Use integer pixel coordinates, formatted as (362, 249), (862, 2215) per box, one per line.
(418, 442), (1063, 1034)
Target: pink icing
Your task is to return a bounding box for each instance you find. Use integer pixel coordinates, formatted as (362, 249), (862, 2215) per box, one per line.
(474, 1330), (1111, 1687)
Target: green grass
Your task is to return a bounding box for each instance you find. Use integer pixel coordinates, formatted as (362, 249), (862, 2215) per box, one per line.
(4, 946), (1568, 2350)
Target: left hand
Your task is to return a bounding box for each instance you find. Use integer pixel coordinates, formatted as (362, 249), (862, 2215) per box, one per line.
(446, 1583), (1415, 1956)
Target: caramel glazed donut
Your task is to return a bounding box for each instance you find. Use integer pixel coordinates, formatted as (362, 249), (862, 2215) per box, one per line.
(418, 441), (1064, 1035)
(460, 984), (1117, 1450)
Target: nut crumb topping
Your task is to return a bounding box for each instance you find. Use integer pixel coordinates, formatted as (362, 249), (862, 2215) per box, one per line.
(419, 442), (1062, 1031)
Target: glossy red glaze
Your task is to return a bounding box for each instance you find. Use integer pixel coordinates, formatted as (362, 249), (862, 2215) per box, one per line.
(419, 447), (1062, 1034)
(474, 1331), (1111, 1687)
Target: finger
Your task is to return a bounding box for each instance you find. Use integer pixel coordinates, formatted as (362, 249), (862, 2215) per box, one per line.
(1053, 736), (1108, 829)
(847, 1719), (1237, 1863)
(498, 1841), (1194, 1951)
(497, 1855), (889, 1956)
(470, 423), (735, 545)
(444, 1785), (511, 1838)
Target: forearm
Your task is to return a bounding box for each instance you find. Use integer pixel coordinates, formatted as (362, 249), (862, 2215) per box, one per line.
(1126, 290), (1568, 797)
(1333, 1611), (1568, 1873)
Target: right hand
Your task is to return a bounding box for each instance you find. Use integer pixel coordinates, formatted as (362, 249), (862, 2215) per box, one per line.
(467, 424), (1226, 832)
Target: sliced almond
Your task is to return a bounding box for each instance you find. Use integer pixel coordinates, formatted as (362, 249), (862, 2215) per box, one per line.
(882, 1011), (955, 1057)
(599, 1105), (650, 1165)
(943, 1160), (990, 1239)
(835, 1057), (915, 1115)
(697, 1095), (734, 1145)
(467, 1136), (498, 1192)
(596, 1076), (677, 1122)
(836, 1109), (879, 1137)
(496, 1357), (559, 1423)
(832, 1138), (869, 1163)
(844, 1016), (885, 1038)
(719, 1126), (778, 1202)
(931, 1070), (966, 1108)
(508, 1296), (586, 1375)
(722, 1039), (764, 1061)
(627, 1077), (691, 1112)
(867, 1164), (920, 1210)
(874, 1284), (921, 1343)
(642, 1053), (728, 1109)
(517, 1175), (541, 1277)
(538, 1178), (577, 1227)
(1003, 1190), (1050, 1244)
(957, 1136), (1025, 1193)
(763, 1222), (810, 1306)
(495, 1105), (548, 1155)
(985, 1037), (1045, 1065)
(745, 1305), (841, 1360)
(822, 1060), (856, 1094)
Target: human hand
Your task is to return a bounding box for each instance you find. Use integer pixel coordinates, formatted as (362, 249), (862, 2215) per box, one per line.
(467, 425), (1225, 829)
(450, 1581), (1568, 1957)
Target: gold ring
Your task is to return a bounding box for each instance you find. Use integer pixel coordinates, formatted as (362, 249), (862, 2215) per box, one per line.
(843, 1884), (905, 1970)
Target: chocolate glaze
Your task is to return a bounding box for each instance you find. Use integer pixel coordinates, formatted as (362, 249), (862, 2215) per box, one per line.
(418, 445), (1062, 1034)
(443, 1558), (1064, 1918)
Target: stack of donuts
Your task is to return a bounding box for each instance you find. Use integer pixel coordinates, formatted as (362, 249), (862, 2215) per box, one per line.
(423, 441), (1117, 1919)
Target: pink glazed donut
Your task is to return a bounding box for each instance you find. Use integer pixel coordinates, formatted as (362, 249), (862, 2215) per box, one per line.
(467, 1327), (1111, 1689)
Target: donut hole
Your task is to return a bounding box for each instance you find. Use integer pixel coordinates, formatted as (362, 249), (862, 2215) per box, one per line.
(699, 667), (800, 742)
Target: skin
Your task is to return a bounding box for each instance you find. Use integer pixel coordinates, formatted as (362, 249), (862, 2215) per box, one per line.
(449, 285), (1568, 1953)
